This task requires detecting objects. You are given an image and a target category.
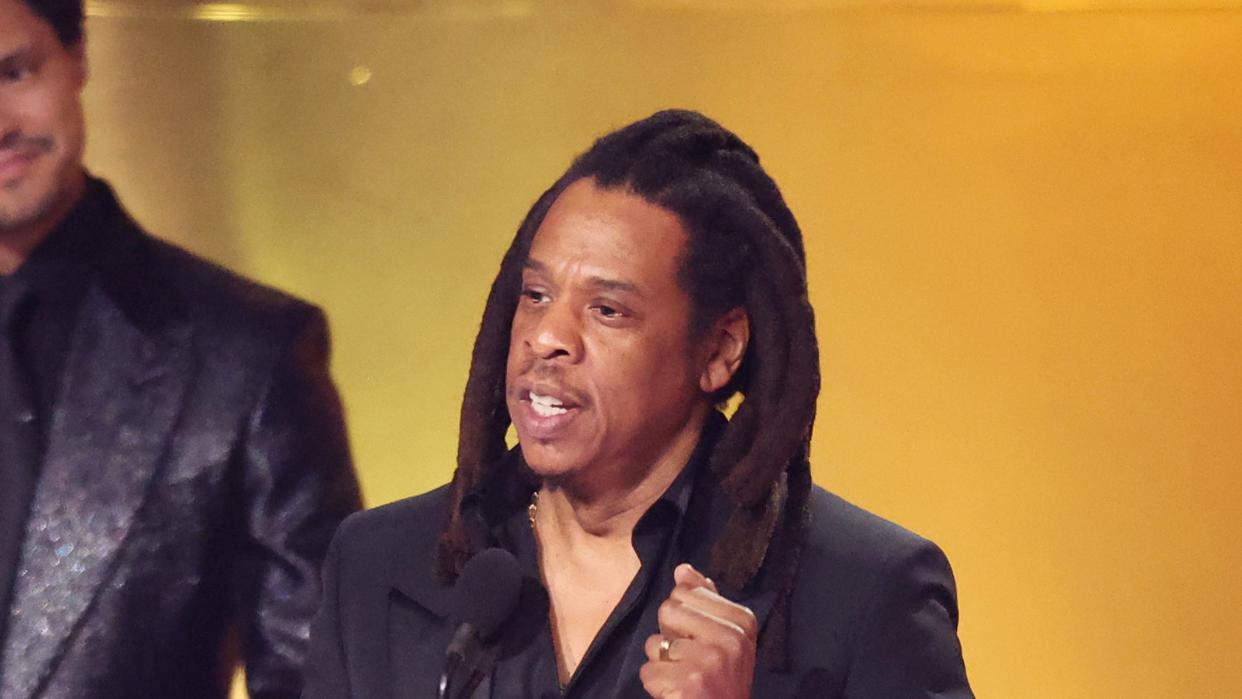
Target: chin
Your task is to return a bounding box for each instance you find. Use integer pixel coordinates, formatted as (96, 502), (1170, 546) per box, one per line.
(0, 172), (67, 231)
(519, 445), (574, 477)
(518, 441), (589, 482)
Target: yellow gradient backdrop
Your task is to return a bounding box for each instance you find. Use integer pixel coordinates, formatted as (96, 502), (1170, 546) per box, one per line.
(80, 2), (1240, 697)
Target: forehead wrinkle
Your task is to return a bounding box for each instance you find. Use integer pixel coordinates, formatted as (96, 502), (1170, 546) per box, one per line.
(585, 275), (642, 297)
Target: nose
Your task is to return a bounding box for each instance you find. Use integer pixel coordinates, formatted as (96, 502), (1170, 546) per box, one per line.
(0, 105), (22, 148)
(525, 300), (583, 363)
(0, 91), (17, 133)
(0, 111), (17, 145)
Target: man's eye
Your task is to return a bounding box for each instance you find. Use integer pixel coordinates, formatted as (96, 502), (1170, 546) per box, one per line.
(594, 305), (622, 319)
(1, 65), (32, 83)
(521, 288), (547, 303)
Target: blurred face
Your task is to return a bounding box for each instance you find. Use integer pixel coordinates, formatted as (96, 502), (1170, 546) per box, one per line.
(0, 0), (87, 237)
(505, 179), (717, 489)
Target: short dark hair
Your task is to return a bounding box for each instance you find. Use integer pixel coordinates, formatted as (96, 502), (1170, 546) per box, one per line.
(22, 0), (84, 46)
(441, 110), (821, 668)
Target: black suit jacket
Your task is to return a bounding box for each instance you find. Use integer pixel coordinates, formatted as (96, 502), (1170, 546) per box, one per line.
(0, 181), (362, 699)
(304, 470), (972, 698)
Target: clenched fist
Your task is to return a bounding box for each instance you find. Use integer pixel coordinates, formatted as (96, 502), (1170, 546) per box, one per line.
(639, 563), (758, 699)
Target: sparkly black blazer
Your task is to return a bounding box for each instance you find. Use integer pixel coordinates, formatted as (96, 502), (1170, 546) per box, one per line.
(0, 180), (361, 699)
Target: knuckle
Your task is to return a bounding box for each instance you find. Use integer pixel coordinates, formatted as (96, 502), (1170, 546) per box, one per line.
(738, 607), (759, 637)
(703, 645), (727, 670)
(658, 602), (677, 627)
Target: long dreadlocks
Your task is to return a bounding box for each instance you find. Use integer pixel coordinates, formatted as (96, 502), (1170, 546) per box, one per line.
(438, 109), (821, 667)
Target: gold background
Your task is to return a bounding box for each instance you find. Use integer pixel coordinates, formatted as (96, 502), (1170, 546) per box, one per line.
(79, 1), (1240, 697)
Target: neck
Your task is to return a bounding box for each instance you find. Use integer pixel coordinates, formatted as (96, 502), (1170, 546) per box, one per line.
(533, 404), (709, 549)
(0, 170), (87, 274)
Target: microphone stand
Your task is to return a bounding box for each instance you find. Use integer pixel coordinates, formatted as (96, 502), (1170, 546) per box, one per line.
(437, 654), (460, 699)
(437, 630), (499, 699)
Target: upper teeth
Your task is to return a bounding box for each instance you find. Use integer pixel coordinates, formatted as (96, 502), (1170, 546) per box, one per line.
(530, 392), (567, 417)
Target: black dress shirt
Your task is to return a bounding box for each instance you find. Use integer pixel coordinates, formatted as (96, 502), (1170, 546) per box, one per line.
(0, 182), (101, 647)
(2, 181), (102, 446)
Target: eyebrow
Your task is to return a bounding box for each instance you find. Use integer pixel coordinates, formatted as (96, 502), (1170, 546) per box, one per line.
(523, 259), (643, 297)
(0, 45), (35, 71)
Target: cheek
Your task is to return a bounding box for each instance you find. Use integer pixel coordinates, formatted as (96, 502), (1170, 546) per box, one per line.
(599, 337), (696, 408)
(55, 98), (86, 146)
(29, 82), (85, 140)
(503, 348), (522, 394)
(504, 316), (531, 375)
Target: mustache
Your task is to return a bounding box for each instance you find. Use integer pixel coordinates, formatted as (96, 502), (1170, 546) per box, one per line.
(0, 132), (54, 153)
(511, 365), (589, 404)
(517, 364), (569, 384)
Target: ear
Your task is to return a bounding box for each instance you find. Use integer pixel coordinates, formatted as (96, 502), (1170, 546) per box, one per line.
(699, 307), (749, 395)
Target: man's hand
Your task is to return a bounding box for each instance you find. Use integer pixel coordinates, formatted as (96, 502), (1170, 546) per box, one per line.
(639, 563), (758, 699)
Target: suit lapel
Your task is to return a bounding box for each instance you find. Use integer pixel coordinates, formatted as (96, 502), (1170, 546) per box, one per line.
(0, 277), (193, 699)
(383, 529), (457, 699)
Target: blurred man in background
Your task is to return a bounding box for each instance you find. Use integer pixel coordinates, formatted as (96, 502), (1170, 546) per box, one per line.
(0, 1), (361, 696)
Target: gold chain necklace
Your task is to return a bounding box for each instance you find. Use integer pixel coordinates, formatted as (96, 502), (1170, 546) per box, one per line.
(527, 489), (571, 689)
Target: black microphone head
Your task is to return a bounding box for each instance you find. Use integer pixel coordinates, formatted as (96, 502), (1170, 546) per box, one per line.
(452, 548), (523, 640)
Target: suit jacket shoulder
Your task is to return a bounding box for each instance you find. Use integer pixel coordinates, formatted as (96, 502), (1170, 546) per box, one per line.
(801, 486), (945, 584)
(113, 234), (325, 384)
(144, 235), (322, 337)
(86, 179), (325, 364)
(332, 486), (451, 583)
(782, 486), (972, 698)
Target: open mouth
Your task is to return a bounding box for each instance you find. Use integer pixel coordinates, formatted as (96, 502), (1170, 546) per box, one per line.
(529, 391), (568, 417)
(517, 384), (583, 418)
(512, 386), (583, 441)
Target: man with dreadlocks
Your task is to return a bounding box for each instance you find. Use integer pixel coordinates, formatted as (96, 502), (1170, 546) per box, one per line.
(305, 110), (973, 698)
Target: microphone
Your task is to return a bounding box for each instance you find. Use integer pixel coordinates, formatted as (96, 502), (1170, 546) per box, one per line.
(437, 548), (523, 699)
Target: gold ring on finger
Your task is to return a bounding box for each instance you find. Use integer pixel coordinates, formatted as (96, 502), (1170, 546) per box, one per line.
(658, 636), (675, 662)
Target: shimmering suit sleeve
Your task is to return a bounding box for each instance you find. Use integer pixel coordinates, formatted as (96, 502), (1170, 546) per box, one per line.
(231, 307), (362, 699)
(843, 539), (974, 698)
